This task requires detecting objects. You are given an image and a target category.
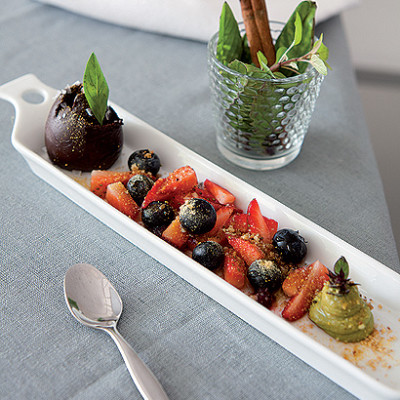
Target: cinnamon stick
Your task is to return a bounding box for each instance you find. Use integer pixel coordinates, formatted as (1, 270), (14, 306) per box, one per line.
(250, 0), (276, 66)
(240, 0), (263, 67)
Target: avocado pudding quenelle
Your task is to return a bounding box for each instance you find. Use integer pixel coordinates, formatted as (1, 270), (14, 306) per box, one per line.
(309, 257), (374, 343)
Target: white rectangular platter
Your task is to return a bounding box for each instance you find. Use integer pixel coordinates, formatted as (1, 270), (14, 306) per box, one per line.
(1, 74), (399, 400)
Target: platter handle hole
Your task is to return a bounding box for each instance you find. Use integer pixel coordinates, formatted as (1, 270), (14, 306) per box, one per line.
(22, 89), (45, 104)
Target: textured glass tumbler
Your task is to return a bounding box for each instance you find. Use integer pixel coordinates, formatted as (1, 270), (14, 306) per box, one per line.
(208, 23), (325, 170)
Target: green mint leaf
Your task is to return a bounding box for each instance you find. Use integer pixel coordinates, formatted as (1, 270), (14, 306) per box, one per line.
(257, 51), (275, 78)
(311, 33), (323, 54)
(334, 256), (349, 279)
(273, 71), (287, 79)
(275, 47), (287, 63)
(275, 1), (317, 74)
(318, 41), (330, 63)
(228, 59), (273, 80)
(216, 2), (242, 65)
(228, 59), (248, 75)
(318, 42), (332, 70)
(310, 54), (327, 75)
(245, 65), (272, 79)
(83, 52), (109, 125)
(294, 12), (303, 46)
(241, 34), (252, 64)
(310, 34), (331, 70)
(287, 61), (299, 70)
(323, 59), (332, 70)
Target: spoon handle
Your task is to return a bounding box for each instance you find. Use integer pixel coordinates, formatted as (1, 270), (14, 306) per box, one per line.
(106, 327), (169, 400)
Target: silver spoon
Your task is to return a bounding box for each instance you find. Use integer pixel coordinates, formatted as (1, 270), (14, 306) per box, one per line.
(64, 263), (169, 400)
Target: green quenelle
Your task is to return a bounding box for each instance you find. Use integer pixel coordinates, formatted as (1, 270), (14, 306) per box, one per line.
(309, 283), (374, 343)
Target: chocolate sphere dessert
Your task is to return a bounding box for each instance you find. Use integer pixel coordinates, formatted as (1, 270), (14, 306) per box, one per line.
(45, 83), (123, 171)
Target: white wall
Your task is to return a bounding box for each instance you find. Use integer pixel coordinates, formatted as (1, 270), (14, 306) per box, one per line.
(342, 0), (400, 252)
(343, 0), (400, 74)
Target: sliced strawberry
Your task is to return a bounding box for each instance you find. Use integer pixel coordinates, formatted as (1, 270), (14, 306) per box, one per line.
(206, 231), (228, 247)
(263, 217), (278, 237)
(142, 178), (165, 207)
(227, 236), (265, 266)
(194, 186), (223, 210)
(282, 260), (329, 321)
(142, 166), (198, 208)
(167, 191), (194, 210)
(91, 170), (134, 198)
(186, 236), (200, 251)
(208, 206), (235, 236)
(228, 213), (248, 233)
(105, 181), (140, 220)
(223, 249), (247, 289)
(204, 179), (235, 205)
(282, 265), (310, 297)
(194, 185), (217, 202)
(162, 216), (189, 249)
(247, 198), (277, 243)
(189, 228), (228, 251)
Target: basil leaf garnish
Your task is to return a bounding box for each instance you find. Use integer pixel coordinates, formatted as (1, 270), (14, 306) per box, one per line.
(216, 2), (243, 65)
(275, 1), (317, 74)
(334, 256), (349, 279)
(83, 52), (109, 125)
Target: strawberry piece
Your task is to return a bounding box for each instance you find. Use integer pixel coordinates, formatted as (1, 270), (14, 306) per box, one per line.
(223, 249), (247, 289)
(91, 170), (134, 198)
(228, 213), (248, 233)
(186, 236), (200, 251)
(142, 166), (198, 208)
(227, 236), (265, 266)
(162, 216), (189, 249)
(204, 179), (235, 205)
(186, 229), (228, 251)
(167, 191), (194, 210)
(263, 217), (278, 237)
(247, 198), (276, 243)
(207, 232), (228, 247)
(208, 206), (235, 236)
(105, 181), (140, 220)
(194, 186), (223, 210)
(142, 178), (165, 207)
(282, 260), (329, 321)
(194, 185), (217, 202)
(282, 265), (310, 297)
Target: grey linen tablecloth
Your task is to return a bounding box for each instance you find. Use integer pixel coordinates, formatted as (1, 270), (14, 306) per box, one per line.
(1, 1), (399, 399)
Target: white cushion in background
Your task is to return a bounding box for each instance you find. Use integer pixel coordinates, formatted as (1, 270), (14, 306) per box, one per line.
(36, 0), (360, 42)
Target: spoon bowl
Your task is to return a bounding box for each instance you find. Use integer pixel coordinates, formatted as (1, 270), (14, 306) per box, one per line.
(64, 263), (122, 328)
(64, 263), (169, 400)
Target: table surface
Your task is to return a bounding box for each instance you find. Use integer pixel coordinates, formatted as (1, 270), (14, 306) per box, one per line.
(1, 1), (399, 399)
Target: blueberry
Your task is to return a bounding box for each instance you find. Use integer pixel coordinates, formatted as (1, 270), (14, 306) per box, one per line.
(273, 229), (307, 264)
(179, 198), (216, 235)
(141, 201), (174, 229)
(192, 241), (224, 270)
(247, 259), (282, 291)
(128, 149), (161, 175)
(127, 174), (154, 206)
(256, 287), (275, 309)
